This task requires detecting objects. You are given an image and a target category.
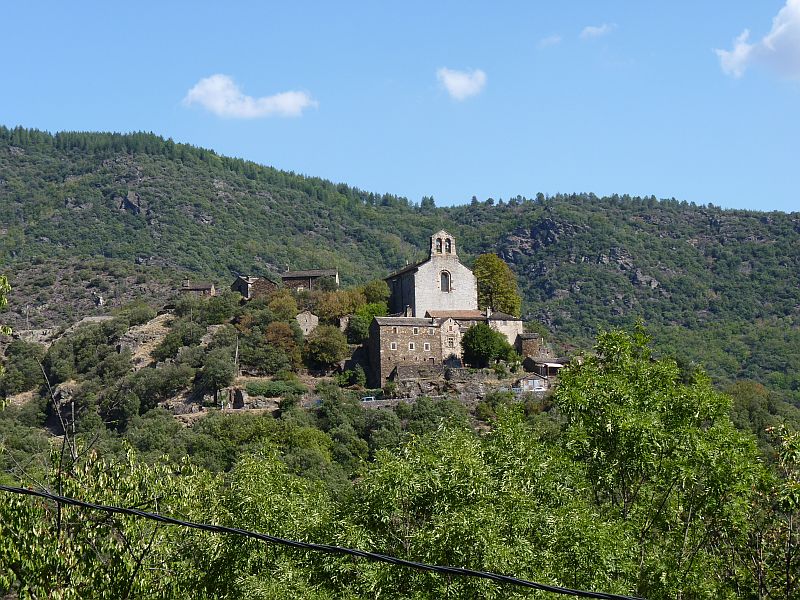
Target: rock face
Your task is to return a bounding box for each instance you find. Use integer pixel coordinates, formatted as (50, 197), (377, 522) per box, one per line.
(116, 190), (148, 216)
(499, 218), (587, 265)
(117, 313), (172, 370)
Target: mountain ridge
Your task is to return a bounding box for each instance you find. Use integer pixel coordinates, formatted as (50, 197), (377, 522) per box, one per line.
(1, 125), (799, 404)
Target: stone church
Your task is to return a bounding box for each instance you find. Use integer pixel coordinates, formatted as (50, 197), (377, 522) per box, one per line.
(368, 230), (523, 386)
(385, 230), (478, 317)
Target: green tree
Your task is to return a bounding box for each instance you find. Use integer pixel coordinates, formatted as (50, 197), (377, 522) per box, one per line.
(461, 323), (514, 368)
(556, 326), (762, 598)
(472, 254), (522, 317)
(304, 325), (349, 370)
(199, 348), (236, 395)
(362, 279), (390, 304)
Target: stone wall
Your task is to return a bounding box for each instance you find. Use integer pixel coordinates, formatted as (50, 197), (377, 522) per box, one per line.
(369, 318), (442, 386)
(414, 257), (477, 317)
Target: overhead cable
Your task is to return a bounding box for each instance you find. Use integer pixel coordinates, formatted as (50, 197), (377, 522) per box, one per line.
(0, 484), (644, 600)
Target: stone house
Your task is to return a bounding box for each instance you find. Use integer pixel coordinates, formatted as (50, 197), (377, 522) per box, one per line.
(281, 269), (339, 292)
(295, 310), (320, 336)
(179, 280), (216, 297)
(385, 230), (477, 317)
(368, 316), (442, 385)
(230, 275), (278, 300)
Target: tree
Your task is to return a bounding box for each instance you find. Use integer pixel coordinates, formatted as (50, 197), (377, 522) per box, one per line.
(461, 323), (514, 368)
(362, 279), (389, 305)
(555, 326), (762, 597)
(472, 254), (521, 317)
(304, 325), (349, 370)
(199, 348), (236, 395)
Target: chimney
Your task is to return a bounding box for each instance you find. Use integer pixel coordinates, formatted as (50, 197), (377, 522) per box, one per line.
(404, 305), (413, 317)
(486, 306), (492, 318)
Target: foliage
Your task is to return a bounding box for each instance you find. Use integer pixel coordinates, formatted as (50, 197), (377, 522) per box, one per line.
(472, 253), (521, 317)
(461, 323), (515, 368)
(556, 326), (762, 597)
(345, 302), (387, 344)
(362, 279), (390, 304)
(304, 325), (349, 370)
(245, 379), (308, 398)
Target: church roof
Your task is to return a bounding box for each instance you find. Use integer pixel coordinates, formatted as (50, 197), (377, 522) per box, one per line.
(374, 316), (437, 327)
(426, 310), (485, 320)
(487, 311), (522, 321)
(384, 259), (427, 280)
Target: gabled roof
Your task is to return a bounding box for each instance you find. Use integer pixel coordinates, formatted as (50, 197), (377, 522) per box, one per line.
(281, 269), (338, 279)
(384, 259), (427, 280)
(426, 310), (485, 320)
(487, 311), (522, 321)
(374, 317), (437, 327)
(181, 282), (214, 291)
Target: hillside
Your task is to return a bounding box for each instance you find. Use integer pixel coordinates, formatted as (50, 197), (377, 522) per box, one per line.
(1, 126), (799, 404)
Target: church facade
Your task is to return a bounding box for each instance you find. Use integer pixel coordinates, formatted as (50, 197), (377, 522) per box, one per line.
(385, 230), (478, 318)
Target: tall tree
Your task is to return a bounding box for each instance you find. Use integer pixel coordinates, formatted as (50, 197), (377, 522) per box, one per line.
(472, 254), (521, 317)
(556, 325), (762, 598)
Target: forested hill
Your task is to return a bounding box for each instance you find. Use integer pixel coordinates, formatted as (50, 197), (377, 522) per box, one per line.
(2, 126), (799, 402)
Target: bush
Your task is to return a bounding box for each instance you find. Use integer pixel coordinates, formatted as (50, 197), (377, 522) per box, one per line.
(304, 325), (349, 370)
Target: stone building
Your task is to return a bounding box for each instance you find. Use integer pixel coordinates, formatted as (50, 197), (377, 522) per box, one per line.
(230, 275), (278, 300)
(281, 269), (339, 292)
(368, 316), (442, 384)
(368, 231), (525, 386)
(179, 280), (216, 297)
(385, 230), (477, 317)
(295, 310), (320, 336)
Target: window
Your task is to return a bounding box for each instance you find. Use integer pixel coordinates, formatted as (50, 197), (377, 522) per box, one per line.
(391, 326), (397, 334)
(445, 238), (451, 253)
(436, 238), (442, 253)
(390, 342), (397, 350)
(424, 342), (430, 351)
(412, 327), (419, 335)
(428, 327), (435, 335)
(440, 271), (451, 292)
(409, 342), (415, 350)
(447, 337), (455, 348)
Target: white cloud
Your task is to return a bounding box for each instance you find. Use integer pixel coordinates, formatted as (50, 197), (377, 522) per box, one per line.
(538, 34), (562, 48)
(580, 23), (616, 39)
(716, 0), (800, 79)
(183, 74), (317, 118)
(436, 67), (487, 101)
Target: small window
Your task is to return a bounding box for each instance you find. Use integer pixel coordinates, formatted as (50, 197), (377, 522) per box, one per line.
(409, 342), (415, 350)
(424, 342), (430, 351)
(448, 337), (455, 348)
(391, 326), (397, 334)
(445, 238), (452, 253)
(412, 327), (419, 335)
(390, 342), (397, 350)
(428, 327), (435, 335)
(440, 271), (451, 292)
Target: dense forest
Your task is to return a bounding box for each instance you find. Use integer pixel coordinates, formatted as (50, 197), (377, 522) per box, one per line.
(1, 126), (799, 597)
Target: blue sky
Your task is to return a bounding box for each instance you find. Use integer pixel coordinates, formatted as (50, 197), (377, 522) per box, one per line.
(2, 1), (799, 212)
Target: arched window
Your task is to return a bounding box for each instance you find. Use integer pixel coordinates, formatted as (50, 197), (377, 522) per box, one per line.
(435, 238), (442, 253)
(445, 238), (451, 253)
(440, 271), (451, 292)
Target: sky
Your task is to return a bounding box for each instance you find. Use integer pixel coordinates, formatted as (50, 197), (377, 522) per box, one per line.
(2, 1), (799, 212)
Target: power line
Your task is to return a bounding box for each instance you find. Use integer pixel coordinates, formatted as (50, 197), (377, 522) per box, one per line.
(0, 484), (644, 600)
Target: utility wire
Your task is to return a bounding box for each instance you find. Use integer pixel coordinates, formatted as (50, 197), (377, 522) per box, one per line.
(0, 484), (644, 600)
